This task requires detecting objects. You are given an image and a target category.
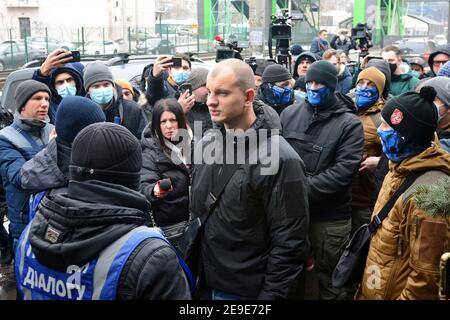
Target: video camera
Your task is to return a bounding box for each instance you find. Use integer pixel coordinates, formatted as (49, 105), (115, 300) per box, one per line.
(215, 35), (243, 62)
(269, 9), (293, 70)
(351, 23), (373, 58)
(245, 57), (258, 74)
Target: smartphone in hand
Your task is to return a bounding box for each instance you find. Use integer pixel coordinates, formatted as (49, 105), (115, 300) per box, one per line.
(171, 57), (182, 68)
(71, 51), (81, 62)
(179, 83), (192, 95)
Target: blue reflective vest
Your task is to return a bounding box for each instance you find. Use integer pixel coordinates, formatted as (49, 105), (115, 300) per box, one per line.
(15, 225), (195, 300)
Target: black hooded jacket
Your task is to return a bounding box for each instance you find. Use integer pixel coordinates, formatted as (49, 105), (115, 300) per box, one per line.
(428, 44), (450, 76)
(281, 93), (364, 222)
(191, 100), (310, 299)
(293, 52), (319, 79)
(28, 180), (191, 300)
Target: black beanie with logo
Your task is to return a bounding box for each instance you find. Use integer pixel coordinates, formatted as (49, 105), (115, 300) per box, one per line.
(70, 122), (142, 190)
(382, 86), (438, 147)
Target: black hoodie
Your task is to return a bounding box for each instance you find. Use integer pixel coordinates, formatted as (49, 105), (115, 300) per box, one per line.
(28, 180), (191, 299)
(281, 93), (364, 221)
(428, 44), (450, 76)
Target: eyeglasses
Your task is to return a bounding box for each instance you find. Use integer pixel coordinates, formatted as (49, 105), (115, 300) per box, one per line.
(433, 60), (449, 67)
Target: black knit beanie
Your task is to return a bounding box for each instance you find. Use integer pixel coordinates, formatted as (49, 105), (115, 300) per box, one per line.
(262, 64), (292, 83)
(15, 80), (51, 112)
(305, 61), (338, 92)
(382, 86), (438, 147)
(70, 122), (142, 190)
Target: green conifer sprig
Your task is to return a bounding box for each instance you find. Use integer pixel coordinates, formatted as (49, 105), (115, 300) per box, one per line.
(414, 177), (450, 217)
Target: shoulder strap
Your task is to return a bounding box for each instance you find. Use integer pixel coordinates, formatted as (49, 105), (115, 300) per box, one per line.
(11, 122), (41, 150)
(202, 164), (240, 224)
(369, 112), (382, 129)
(368, 172), (424, 234)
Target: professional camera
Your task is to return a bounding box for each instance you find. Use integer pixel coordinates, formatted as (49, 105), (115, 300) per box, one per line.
(351, 23), (373, 58)
(215, 35), (243, 62)
(269, 9), (293, 70)
(245, 57), (258, 74)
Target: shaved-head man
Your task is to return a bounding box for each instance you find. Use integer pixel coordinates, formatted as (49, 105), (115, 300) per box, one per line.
(189, 58), (310, 300)
(206, 59), (257, 131)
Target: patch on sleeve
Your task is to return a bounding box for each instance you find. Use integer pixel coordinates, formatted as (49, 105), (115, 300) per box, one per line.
(418, 220), (447, 265)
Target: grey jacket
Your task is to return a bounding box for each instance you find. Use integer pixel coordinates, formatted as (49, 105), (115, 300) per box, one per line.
(21, 138), (69, 194)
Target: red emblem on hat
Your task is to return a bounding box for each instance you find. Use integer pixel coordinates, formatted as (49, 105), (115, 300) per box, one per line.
(390, 108), (403, 125)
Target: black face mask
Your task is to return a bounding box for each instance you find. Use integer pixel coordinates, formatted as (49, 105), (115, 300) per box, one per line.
(389, 63), (397, 76)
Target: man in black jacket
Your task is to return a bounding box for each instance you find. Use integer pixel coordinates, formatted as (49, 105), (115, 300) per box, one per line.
(83, 62), (148, 139)
(280, 60), (364, 300)
(15, 122), (192, 300)
(191, 59), (310, 300)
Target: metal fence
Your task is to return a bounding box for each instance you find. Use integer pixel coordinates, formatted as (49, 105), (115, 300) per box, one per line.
(0, 25), (222, 70)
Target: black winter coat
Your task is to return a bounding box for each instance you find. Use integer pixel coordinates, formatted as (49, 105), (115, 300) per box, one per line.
(191, 101), (310, 299)
(280, 93), (364, 222)
(145, 65), (178, 108)
(28, 180), (192, 300)
(140, 136), (190, 227)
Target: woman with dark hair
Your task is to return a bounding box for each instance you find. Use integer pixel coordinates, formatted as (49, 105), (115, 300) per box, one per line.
(139, 98), (192, 246)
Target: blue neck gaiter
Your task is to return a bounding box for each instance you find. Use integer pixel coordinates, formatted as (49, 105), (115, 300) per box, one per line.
(271, 84), (294, 106)
(377, 129), (426, 162)
(306, 85), (331, 107)
(355, 86), (379, 109)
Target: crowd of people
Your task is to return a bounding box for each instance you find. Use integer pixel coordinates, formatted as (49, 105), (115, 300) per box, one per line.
(0, 34), (449, 300)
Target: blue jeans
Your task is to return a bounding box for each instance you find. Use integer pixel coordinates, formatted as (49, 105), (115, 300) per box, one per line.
(211, 290), (255, 300)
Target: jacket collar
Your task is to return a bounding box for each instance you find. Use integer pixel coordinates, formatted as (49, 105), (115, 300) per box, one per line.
(389, 143), (450, 178)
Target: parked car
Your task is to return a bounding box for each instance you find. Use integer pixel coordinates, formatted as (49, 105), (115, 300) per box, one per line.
(28, 37), (76, 54)
(1, 39), (46, 55)
(135, 39), (176, 54)
(83, 40), (120, 55)
(433, 35), (448, 46)
(392, 37), (436, 55)
(0, 43), (44, 71)
(176, 27), (192, 36)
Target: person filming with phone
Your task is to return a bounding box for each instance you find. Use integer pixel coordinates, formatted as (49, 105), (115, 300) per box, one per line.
(32, 48), (85, 124)
(177, 68), (213, 136)
(145, 53), (192, 109)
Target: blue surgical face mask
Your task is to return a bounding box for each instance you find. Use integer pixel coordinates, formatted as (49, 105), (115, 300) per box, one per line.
(411, 70), (421, 78)
(295, 90), (307, 101)
(91, 87), (114, 105)
(57, 84), (77, 98)
(355, 85), (379, 109)
(271, 84), (294, 106)
(306, 84), (331, 107)
(172, 70), (190, 85)
(339, 35), (346, 42)
(377, 128), (424, 162)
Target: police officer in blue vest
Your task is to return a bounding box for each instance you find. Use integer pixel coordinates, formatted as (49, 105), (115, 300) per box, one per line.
(15, 122), (192, 300)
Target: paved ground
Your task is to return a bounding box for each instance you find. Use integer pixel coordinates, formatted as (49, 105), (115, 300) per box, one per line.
(0, 262), (16, 300)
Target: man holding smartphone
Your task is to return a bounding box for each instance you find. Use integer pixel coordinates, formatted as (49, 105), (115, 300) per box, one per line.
(145, 53), (192, 108)
(177, 68), (213, 135)
(32, 48), (86, 124)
